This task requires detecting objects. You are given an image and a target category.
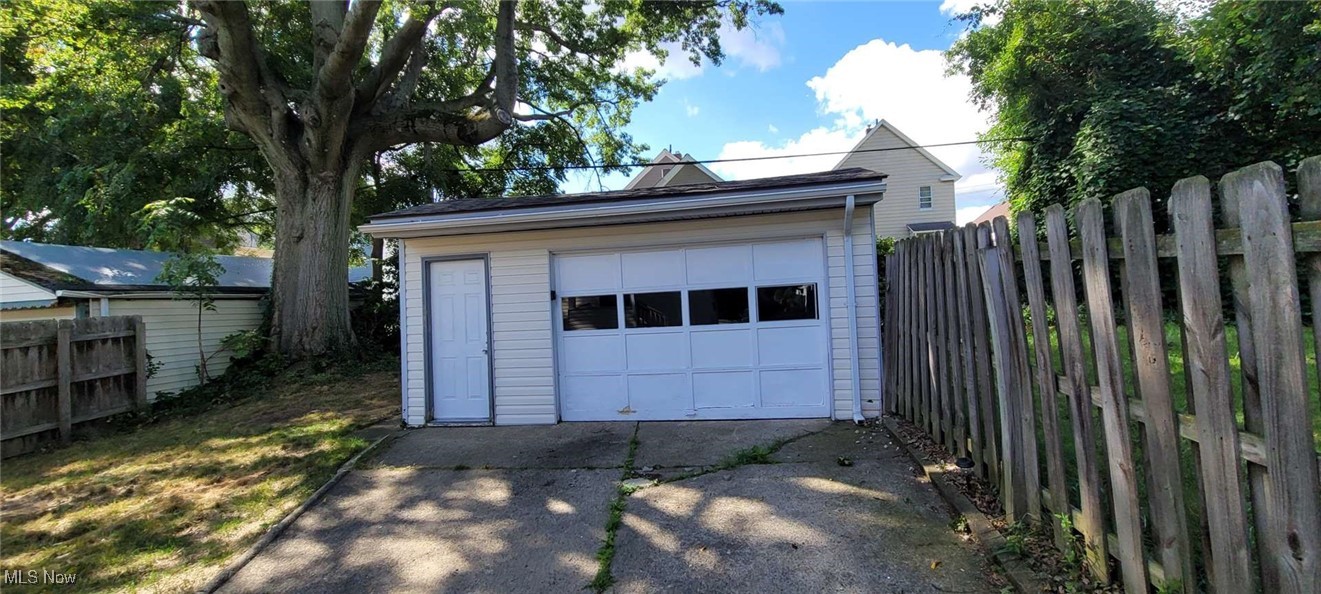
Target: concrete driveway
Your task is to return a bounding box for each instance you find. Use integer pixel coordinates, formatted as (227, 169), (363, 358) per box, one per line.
(220, 420), (994, 593)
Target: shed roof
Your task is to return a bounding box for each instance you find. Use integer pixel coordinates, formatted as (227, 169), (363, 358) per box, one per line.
(370, 168), (886, 221)
(0, 240), (371, 295)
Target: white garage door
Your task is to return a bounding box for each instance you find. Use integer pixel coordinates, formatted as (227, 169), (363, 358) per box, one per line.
(555, 238), (830, 421)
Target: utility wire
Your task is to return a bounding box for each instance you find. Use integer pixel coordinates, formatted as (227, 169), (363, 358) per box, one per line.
(455, 136), (1029, 174)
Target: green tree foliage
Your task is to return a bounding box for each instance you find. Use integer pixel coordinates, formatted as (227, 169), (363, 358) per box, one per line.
(0, 1), (270, 249)
(947, 0), (1321, 225)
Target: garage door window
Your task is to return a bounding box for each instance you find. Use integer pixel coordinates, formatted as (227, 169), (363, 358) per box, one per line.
(562, 295), (619, 330)
(625, 291), (683, 328)
(689, 288), (750, 325)
(756, 284), (818, 321)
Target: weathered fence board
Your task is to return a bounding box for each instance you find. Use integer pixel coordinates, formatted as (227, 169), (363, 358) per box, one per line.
(1114, 189), (1193, 592)
(1226, 162), (1321, 594)
(1017, 211), (1072, 550)
(1044, 204), (1110, 582)
(1077, 197), (1148, 592)
(1, 316), (148, 457)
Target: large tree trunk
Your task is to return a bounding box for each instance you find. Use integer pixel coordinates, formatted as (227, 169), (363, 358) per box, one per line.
(270, 164), (360, 358)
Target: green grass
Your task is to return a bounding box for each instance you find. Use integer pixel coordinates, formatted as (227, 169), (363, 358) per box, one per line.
(0, 357), (399, 593)
(589, 424), (640, 593)
(1022, 319), (1321, 588)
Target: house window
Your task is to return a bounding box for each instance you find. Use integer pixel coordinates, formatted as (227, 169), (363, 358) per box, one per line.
(689, 288), (750, 325)
(756, 284), (818, 322)
(625, 292), (683, 328)
(562, 295), (619, 330)
(919, 186), (933, 210)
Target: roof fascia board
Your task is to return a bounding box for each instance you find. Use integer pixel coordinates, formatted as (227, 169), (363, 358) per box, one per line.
(361, 180), (887, 237)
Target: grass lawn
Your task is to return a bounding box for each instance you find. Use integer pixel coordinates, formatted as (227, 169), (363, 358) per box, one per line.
(0, 356), (398, 593)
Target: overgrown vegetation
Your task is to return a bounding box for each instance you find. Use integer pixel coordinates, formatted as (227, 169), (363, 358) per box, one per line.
(948, 0), (1321, 229)
(0, 352), (398, 592)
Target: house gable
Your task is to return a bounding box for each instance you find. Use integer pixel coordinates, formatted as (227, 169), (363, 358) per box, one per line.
(833, 120), (959, 239)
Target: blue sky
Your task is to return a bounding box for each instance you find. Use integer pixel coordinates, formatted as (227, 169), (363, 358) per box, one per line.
(565, 0), (1001, 223)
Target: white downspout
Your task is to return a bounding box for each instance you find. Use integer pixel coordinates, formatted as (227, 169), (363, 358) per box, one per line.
(843, 195), (865, 423)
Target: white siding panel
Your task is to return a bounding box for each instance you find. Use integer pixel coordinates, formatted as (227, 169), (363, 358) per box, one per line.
(108, 298), (264, 398)
(0, 272), (58, 305)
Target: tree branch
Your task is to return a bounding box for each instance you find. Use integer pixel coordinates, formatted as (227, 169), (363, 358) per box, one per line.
(315, 0), (382, 100)
(191, 1), (271, 134)
(356, 3), (447, 110)
(377, 44), (429, 114)
(308, 0), (348, 74)
(492, 0), (518, 118)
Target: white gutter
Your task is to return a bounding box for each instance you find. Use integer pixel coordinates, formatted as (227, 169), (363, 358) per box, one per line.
(361, 180), (887, 238)
(55, 289), (263, 300)
(843, 194), (865, 423)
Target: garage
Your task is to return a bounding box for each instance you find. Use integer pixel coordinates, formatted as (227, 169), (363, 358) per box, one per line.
(555, 239), (830, 421)
(360, 168), (886, 426)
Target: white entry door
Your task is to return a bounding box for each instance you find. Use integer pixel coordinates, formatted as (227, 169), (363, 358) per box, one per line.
(428, 259), (491, 422)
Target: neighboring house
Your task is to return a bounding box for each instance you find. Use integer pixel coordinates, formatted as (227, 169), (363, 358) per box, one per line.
(0, 241), (369, 397)
(361, 168), (887, 426)
(833, 119), (960, 238)
(971, 201), (1010, 227)
(624, 148), (723, 189)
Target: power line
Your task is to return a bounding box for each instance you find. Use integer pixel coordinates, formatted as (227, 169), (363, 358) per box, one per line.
(457, 136), (1031, 174)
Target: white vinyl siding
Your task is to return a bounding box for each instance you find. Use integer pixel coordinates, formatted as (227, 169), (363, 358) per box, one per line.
(398, 207), (882, 425)
(919, 186), (933, 210)
(0, 272), (58, 304)
(108, 298), (264, 398)
(835, 125), (956, 238)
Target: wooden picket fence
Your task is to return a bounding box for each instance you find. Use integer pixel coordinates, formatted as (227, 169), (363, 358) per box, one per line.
(1, 316), (148, 457)
(882, 157), (1321, 593)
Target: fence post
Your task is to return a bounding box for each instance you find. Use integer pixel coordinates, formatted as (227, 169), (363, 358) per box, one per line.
(943, 231), (967, 458)
(1170, 175), (1254, 593)
(1225, 162), (1321, 594)
(133, 316), (148, 410)
(933, 232), (954, 452)
(56, 320), (72, 444)
(1044, 204), (1109, 582)
(1076, 198), (1148, 592)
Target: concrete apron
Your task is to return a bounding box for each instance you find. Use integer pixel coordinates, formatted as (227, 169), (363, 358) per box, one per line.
(220, 421), (992, 594)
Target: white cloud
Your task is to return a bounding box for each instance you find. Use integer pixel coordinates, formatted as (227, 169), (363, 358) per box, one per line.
(721, 22), (785, 72)
(713, 37), (1004, 208)
(712, 127), (861, 180)
(684, 98), (700, 117)
(768, 124), (778, 134)
(617, 20), (785, 81)
(956, 205), (992, 225)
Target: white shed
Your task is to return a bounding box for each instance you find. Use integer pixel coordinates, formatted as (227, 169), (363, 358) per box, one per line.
(0, 241), (369, 397)
(361, 168), (887, 425)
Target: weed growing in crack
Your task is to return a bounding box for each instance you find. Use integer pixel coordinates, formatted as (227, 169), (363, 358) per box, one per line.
(589, 424), (640, 593)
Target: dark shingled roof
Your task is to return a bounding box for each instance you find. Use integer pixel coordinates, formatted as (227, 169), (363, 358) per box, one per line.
(370, 167), (886, 220)
(907, 221), (957, 232)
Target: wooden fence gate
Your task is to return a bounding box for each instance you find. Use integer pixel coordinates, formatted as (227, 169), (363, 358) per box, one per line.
(1, 316), (149, 457)
(883, 157), (1321, 593)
